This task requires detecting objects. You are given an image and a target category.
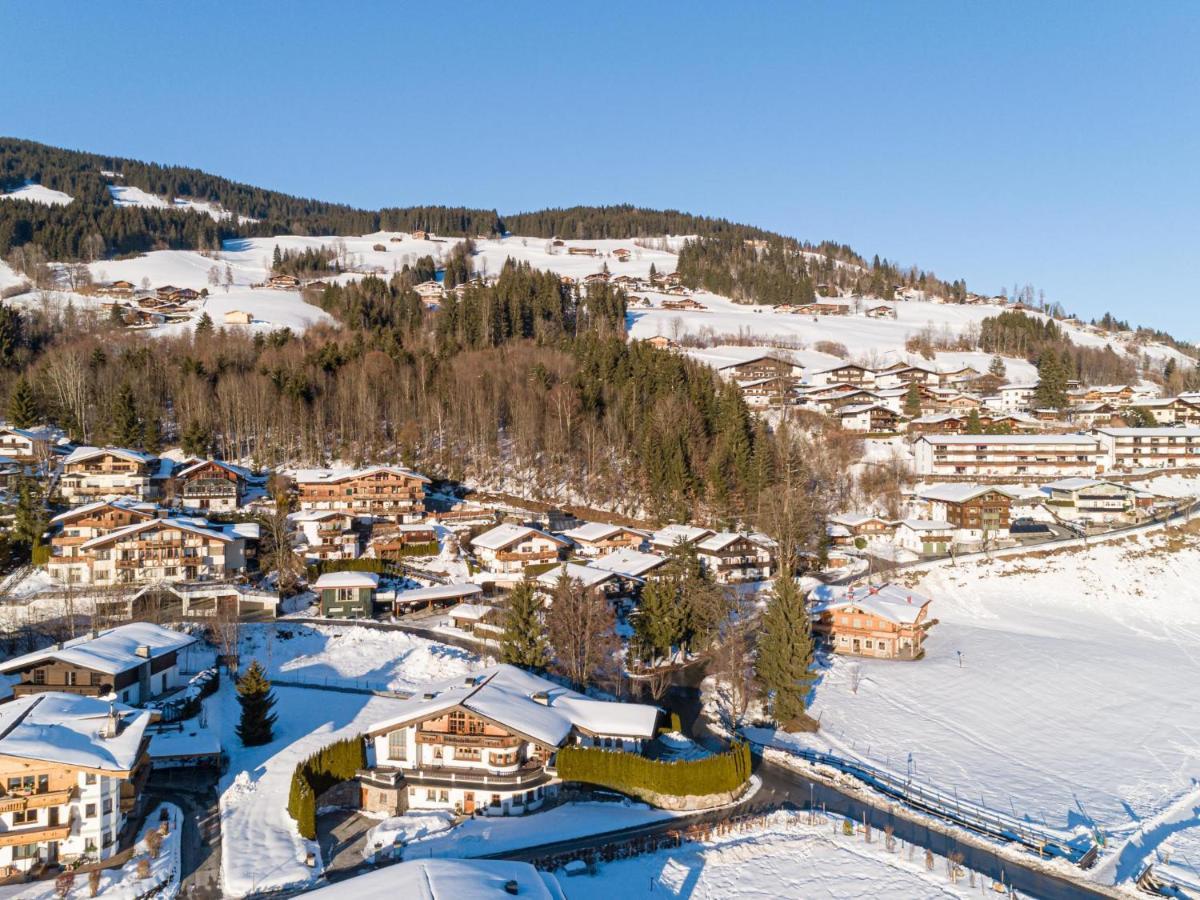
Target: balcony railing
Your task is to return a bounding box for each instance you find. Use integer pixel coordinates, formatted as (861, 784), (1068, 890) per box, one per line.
(0, 816), (73, 847)
(402, 762), (549, 788)
(0, 788), (75, 813)
(416, 731), (522, 749)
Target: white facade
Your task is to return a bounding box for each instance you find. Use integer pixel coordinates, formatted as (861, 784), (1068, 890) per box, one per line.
(1094, 428), (1200, 471)
(470, 525), (568, 575)
(912, 435), (1102, 477)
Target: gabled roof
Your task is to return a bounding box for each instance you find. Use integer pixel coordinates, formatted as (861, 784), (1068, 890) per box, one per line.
(63, 445), (157, 466)
(50, 498), (158, 525)
(393, 583), (482, 605)
(1042, 477), (1133, 493)
(536, 562), (618, 590)
(366, 665), (659, 746)
(590, 548), (667, 578)
(916, 484), (1016, 503)
(293, 465), (430, 485)
(0, 623), (196, 677)
(80, 516), (234, 550)
(897, 518), (955, 532)
(811, 583), (932, 626)
(313, 571), (379, 590)
(175, 458), (253, 480)
(0, 694), (151, 773)
(650, 524), (714, 547)
(471, 523), (568, 552)
(559, 522), (647, 544)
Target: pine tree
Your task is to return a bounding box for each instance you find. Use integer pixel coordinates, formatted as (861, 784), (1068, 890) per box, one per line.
(649, 262), (657, 280)
(235, 661), (277, 747)
(272, 244), (282, 270)
(755, 575), (815, 726)
(633, 577), (683, 663)
(7, 377), (38, 428)
(13, 476), (47, 558)
(1034, 349), (1067, 409)
(498, 580), (549, 669)
(903, 381), (922, 418)
(109, 383), (143, 448)
(965, 407), (983, 434)
(988, 355), (1007, 380)
(194, 312), (214, 338)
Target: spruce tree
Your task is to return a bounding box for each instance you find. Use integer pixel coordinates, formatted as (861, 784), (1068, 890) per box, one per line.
(7, 377), (38, 428)
(194, 312), (214, 339)
(966, 407), (983, 434)
(1034, 349), (1067, 409)
(755, 575), (815, 726)
(235, 661), (278, 747)
(988, 355), (1007, 380)
(633, 576), (683, 663)
(498, 580), (549, 669)
(109, 383), (143, 448)
(903, 381), (922, 418)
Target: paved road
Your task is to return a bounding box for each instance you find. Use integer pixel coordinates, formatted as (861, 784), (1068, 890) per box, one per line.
(144, 768), (223, 899)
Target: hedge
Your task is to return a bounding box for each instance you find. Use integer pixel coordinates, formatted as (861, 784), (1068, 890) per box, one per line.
(306, 558), (391, 581)
(286, 736), (366, 840)
(393, 541), (439, 557)
(556, 741), (751, 800)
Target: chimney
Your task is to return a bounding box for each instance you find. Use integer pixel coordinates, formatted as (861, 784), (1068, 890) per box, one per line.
(99, 703), (121, 740)
(531, 691), (549, 706)
(135, 645), (151, 659)
(504, 881), (519, 896)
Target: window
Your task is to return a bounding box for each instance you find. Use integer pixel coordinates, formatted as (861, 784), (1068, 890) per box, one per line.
(65, 671), (77, 686)
(8, 775), (34, 793)
(13, 809), (37, 824)
(426, 789), (437, 802)
(12, 843), (38, 860)
(455, 747), (481, 762)
(85, 773), (97, 785)
(102, 799), (112, 815)
(387, 731), (407, 761)
(36, 775), (47, 794)
(32, 669), (45, 685)
(490, 794), (501, 807)
(408, 787), (416, 797)
(439, 790), (449, 803)
(85, 803), (96, 818)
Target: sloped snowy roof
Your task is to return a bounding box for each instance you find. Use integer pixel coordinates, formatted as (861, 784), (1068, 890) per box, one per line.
(50, 498), (158, 524)
(559, 522), (647, 544)
(917, 434), (1099, 446)
(590, 548), (666, 578)
(471, 523), (567, 551)
(394, 583), (482, 605)
(367, 665), (658, 746)
(811, 583), (932, 626)
(301, 859), (559, 900)
(0, 623), (196, 677)
(650, 524), (714, 547)
(292, 465), (430, 485)
(1095, 427), (1200, 438)
(916, 484), (1016, 503)
(535, 562), (617, 590)
(313, 571), (379, 590)
(63, 445), (157, 466)
(0, 694), (151, 773)
(896, 518), (955, 532)
(175, 458), (253, 480)
(80, 516), (233, 549)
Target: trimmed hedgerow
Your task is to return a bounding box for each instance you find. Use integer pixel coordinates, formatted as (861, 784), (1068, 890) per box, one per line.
(286, 736), (366, 840)
(306, 558), (390, 581)
(556, 741), (751, 799)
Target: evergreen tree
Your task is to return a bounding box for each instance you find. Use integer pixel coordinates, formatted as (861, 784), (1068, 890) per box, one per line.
(109, 382), (144, 448)
(109, 302), (126, 326)
(903, 381), (922, 418)
(649, 262), (657, 279)
(6, 377), (38, 428)
(194, 312), (214, 338)
(1034, 349), (1068, 409)
(988, 355), (1007, 380)
(633, 577), (683, 663)
(965, 407), (983, 433)
(272, 244), (283, 270)
(12, 476), (47, 558)
(235, 661), (277, 747)
(0, 305), (24, 368)
(755, 575), (815, 726)
(498, 580), (549, 669)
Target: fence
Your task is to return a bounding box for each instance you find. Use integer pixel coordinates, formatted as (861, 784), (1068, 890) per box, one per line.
(757, 738), (1094, 865)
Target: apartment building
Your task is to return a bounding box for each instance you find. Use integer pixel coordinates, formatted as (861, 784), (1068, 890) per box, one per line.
(76, 517), (253, 586)
(1094, 427), (1200, 471)
(912, 434), (1102, 477)
(58, 447), (166, 505)
(295, 465), (430, 521)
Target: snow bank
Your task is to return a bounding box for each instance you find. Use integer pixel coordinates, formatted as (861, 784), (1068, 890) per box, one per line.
(361, 810), (456, 861)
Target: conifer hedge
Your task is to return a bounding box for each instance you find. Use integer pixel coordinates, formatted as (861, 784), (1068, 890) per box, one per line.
(306, 558), (390, 580)
(556, 742), (751, 800)
(286, 736), (366, 840)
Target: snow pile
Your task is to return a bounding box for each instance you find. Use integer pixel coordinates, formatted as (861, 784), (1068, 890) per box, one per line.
(240, 622), (480, 692)
(777, 525), (1200, 885)
(13, 803), (182, 899)
(560, 810), (972, 899)
(361, 810), (456, 861)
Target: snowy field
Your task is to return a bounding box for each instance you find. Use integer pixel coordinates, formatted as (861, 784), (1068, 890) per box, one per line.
(238, 622), (480, 692)
(771, 524), (1200, 890)
(0, 182), (73, 206)
(560, 811), (973, 899)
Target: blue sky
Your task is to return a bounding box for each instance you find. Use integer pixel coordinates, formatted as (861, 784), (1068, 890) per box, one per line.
(2, 1), (1198, 337)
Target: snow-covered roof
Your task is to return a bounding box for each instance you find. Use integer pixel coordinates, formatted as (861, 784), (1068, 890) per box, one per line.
(80, 516), (233, 549)
(559, 522), (646, 544)
(394, 583), (482, 605)
(313, 571), (379, 590)
(50, 497), (158, 524)
(650, 524), (714, 547)
(896, 518), (955, 532)
(1042, 476), (1102, 491)
(916, 434), (1099, 446)
(292, 465), (430, 485)
(301, 859), (559, 900)
(64, 445), (157, 466)
(0, 694), (151, 773)
(916, 484), (1016, 503)
(367, 665), (659, 746)
(175, 458), (253, 480)
(535, 562), (617, 590)
(471, 523), (567, 551)
(828, 513), (891, 528)
(811, 583), (932, 626)
(0, 623), (196, 677)
(590, 548), (667, 578)
(449, 603), (494, 621)
(1095, 427), (1200, 438)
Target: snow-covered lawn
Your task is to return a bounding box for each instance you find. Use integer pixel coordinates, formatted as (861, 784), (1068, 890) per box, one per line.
(239, 622), (480, 692)
(217, 684), (416, 897)
(558, 810), (973, 899)
(774, 526), (1200, 889)
(361, 810), (456, 861)
(0, 183), (73, 206)
(13, 803), (182, 900)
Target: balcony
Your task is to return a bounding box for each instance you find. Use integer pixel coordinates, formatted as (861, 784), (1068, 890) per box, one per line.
(0, 816), (73, 848)
(416, 731), (522, 750)
(401, 761), (551, 789)
(494, 549), (559, 562)
(0, 789), (75, 813)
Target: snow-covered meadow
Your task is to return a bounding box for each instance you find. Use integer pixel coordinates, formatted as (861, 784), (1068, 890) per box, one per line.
(769, 523), (1200, 889)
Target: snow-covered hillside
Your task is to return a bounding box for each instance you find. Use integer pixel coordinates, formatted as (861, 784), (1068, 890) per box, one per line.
(108, 183), (257, 223)
(0, 182), (73, 206)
